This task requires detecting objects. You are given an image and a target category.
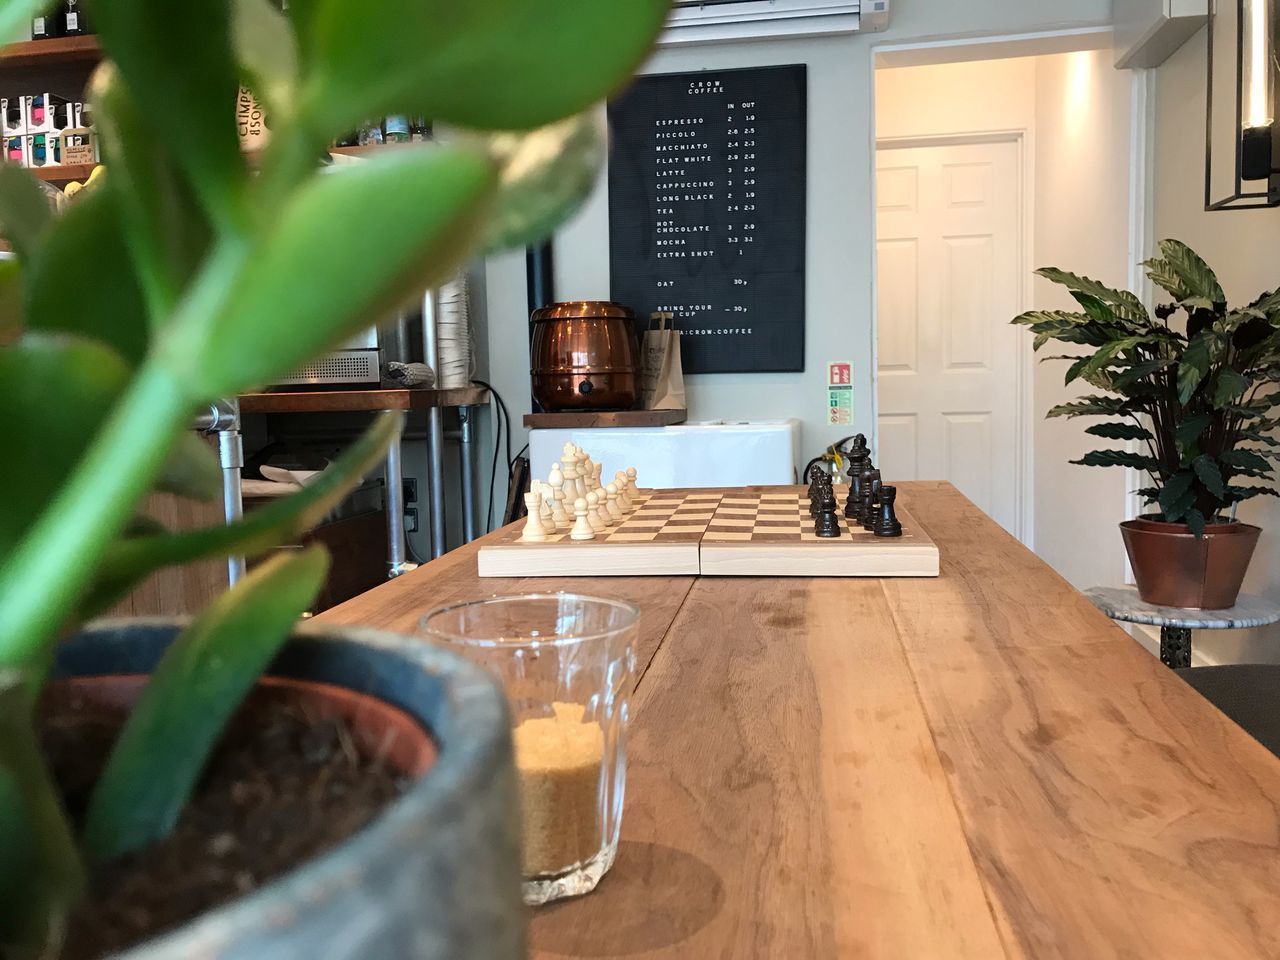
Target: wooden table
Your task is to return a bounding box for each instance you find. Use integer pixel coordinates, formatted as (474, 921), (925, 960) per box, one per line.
(318, 481), (1280, 958)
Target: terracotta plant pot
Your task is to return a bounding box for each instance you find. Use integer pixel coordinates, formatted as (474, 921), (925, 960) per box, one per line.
(1120, 517), (1262, 609)
(52, 619), (525, 960)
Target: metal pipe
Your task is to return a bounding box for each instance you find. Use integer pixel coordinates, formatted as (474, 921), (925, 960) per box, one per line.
(383, 435), (416, 578)
(203, 399), (246, 586)
(459, 405), (478, 542)
(422, 288), (448, 558)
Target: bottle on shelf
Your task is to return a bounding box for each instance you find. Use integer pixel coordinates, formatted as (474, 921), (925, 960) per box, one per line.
(61, 0), (87, 36)
(383, 115), (411, 143)
(357, 120), (384, 146)
(410, 116), (432, 142)
(31, 10), (59, 40)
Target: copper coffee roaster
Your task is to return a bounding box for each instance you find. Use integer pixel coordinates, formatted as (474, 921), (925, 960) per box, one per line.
(530, 300), (639, 411)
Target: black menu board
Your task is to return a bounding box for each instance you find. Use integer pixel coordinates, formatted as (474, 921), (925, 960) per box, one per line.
(608, 65), (807, 374)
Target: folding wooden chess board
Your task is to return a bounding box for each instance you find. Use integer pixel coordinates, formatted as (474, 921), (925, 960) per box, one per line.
(476, 486), (939, 578)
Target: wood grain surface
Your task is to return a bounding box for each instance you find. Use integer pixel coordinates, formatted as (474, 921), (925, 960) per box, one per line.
(522, 409), (689, 429)
(238, 386), (488, 414)
(317, 481), (1280, 959)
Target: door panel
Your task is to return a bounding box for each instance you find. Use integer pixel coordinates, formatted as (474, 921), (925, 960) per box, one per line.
(876, 139), (1022, 536)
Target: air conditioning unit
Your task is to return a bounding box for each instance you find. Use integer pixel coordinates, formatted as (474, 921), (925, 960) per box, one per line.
(1114, 0), (1207, 69)
(662, 0), (889, 45)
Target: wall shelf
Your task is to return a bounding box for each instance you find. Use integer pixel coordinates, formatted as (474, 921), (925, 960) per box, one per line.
(0, 35), (101, 70)
(27, 161), (97, 182)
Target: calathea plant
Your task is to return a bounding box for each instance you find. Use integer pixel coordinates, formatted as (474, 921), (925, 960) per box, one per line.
(0, 0), (669, 953)
(1014, 239), (1280, 536)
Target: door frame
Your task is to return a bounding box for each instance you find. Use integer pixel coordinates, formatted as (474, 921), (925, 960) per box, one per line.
(874, 130), (1036, 546)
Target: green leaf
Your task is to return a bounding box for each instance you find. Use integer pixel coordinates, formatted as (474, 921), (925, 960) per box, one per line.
(82, 412), (401, 615)
(88, 63), (213, 321)
(92, 0), (246, 227)
(1221, 448), (1272, 472)
(1045, 397), (1134, 418)
(1211, 368), (1251, 406)
(157, 432), (222, 501)
(1084, 422), (1153, 441)
(1157, 239), (1225, 304)
(1064, 355), (1091, 386)
(1112, 356), (1175, 389)
(82, 547), (330, 862)
(1226, 484), (1280, 502)
(1175, 413), (1213, 453)
(1186, 508), (1207, 537)
(0, 672), (85, 957)
(0, 258), (23, 338)
(1034, 268), (1149, 324)
(23, 187), (151, 364)
(1012, 309), (1089, 327)
(0, 164), (52, 262)
(166, 148), (497, 397)
(1070, 450), (1164, 472)
(1177, 332), (1217, 404)
(1158, 470), (1196, 514)
(1192, 455), (1225, 499)
(299, 0), (670, 135)
(0, 334), (131, 558)
(478, 109), (605, 253)
(232, 0), (299, 116)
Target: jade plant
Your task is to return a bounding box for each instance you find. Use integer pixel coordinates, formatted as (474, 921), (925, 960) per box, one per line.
(1014, 239), (1280, 535)
(0, 0), (669, 953)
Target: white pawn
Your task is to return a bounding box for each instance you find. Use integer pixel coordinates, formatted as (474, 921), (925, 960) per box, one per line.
(520, 492), (548, 542)
(547, 466), (570, 528)
(614, 472), (633, 512)
(533, 481), (554, 526)
(569, 497), (595, 540)
(585, 490), (607, 531)
(604, 482), (624, 522)
(626, 466), (638, 496)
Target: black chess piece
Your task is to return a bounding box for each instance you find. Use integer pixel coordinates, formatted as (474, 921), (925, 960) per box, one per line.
(861, 470), (881, 531)
(815, 488), (840, 538)
(806, 463), (824, 510)
(874, 485), (903, 537)
(845, 468), (865, 521)
(810, 472), (830, 518)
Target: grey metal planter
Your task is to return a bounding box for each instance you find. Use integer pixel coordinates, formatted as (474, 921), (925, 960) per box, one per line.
(54, 619), (527, 960)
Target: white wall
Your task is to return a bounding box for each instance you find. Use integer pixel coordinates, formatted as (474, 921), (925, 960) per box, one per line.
(1032, 50), (1134, 590)
(873, 51), (1132, 589)
(1154, 28), (1280, 663)
(477, 2), (1113, 528)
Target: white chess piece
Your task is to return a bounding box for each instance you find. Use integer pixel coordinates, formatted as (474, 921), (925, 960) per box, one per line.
(520, 492), (548, 542)
(613, 472), (631, 512)
(547, 465), (570, 528)
(569, 497), (595, 540)
(604, 482), (624, 521)
(592, 462), (604, 491)
(533, 481), (554, 525)
(573, 456), (589, 498)
(585, 490), (607, 531)
(626, 466), (638, 497)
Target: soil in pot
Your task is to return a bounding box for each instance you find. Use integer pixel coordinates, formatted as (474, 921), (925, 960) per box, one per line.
(36, 684), (422, 960)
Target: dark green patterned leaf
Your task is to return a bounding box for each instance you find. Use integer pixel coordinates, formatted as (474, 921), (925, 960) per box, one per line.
(1186, 508), (1207, 537)
(1034, 267), (1149, 324)
(1174, 413), (1212, 453)
(1221, 448), (1272, 472)
(1211, 368), (1251, 405)
(1177, 332), (1217, 403)
(1158, 239), (1225, 304)
(1192, 455), (1225, 499)
(1084, 422), (1153, 441)
(1070, 450), (1164, 472)
(1045, 397), (1134, 418)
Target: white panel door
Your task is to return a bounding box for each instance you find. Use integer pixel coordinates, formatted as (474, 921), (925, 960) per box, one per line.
(875, 139), (1023, 536)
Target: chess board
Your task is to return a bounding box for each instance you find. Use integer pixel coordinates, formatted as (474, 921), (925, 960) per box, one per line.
(476, 486), (939, 578)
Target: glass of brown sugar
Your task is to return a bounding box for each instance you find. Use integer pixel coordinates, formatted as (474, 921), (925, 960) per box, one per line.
(420, 593), (639, 905)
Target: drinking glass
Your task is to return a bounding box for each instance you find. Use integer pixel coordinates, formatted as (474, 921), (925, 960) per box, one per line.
(420, 594), (639, 905)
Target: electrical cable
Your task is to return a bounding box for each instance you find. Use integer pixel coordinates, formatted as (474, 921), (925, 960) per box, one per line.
(471, 379), (513, 533)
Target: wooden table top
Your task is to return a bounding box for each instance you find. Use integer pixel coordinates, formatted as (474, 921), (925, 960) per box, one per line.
(238, 386), (488, 414)
(318, 481), (1280, 959)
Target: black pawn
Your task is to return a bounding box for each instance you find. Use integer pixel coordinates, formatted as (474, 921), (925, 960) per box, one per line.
(806, 464), (824, 511)
(861, 470), (881, 531)
(810, 472), (830, 518)
(845, 468), (865, 520)
(815, 488), (840, 538)
(874, 485), (903, 538)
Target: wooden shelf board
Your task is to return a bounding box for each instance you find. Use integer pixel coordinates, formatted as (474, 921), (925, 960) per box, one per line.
(327, 143), (424, 158)
(523, 409), (688, 429)
(0, 35), (101, 70)
(27, 161), (97, 182)
(239, 386), (489, 414)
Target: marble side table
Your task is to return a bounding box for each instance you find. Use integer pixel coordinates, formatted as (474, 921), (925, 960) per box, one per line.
(1085, 586), (1280, 669)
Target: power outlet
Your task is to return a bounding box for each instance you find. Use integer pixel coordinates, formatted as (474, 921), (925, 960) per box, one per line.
(404, 507), (419, 534)
(403, 478), (418, 503)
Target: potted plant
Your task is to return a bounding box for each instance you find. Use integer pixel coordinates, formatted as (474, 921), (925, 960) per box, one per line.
(0, 0), (669, 957)
(1014, 239), (1280, 609)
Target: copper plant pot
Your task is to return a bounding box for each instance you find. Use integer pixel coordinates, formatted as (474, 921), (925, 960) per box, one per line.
(530, 300), (638, 411)
(1120, 517), (1262, 609)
